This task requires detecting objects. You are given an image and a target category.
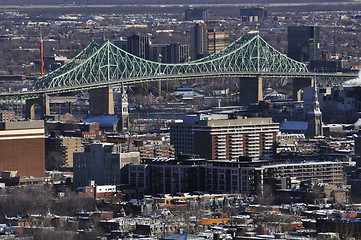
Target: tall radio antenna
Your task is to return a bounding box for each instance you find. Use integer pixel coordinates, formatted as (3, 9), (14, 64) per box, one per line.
(40, 26), (44, 77)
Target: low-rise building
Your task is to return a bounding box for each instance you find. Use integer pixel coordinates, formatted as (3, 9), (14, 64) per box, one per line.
(127, 157), (350, 195)
(0, 111), (15, 121)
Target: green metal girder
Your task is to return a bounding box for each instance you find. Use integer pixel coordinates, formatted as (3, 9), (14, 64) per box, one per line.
(33, 34), (309, 91)
(0, 34), (358, 102)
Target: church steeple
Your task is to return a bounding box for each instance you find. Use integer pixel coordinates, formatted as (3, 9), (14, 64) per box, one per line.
(118, 84), (129, 133)
(305, 77), (323, 138)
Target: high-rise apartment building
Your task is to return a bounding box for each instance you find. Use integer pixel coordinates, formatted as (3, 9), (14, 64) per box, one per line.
(185, 8), (208, 21)
(167, 43), (189, 63)
(113, 38), (128, 51)
(207, 29), (229, 54)
(0, 120), (45, 178)
(190, 23), (208, 60)
(150, 44), (168, 63)
(150, 43), (189, 63)
(170, 115), (279, 160)
(127, 34), (150, 59)
(287, 26), (320, 62)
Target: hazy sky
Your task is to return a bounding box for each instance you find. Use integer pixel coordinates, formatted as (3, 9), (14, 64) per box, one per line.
(0, 0), (350, 5)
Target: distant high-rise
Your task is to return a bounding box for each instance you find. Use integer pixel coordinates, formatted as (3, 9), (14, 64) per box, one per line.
(167, 43), (189, 63)
(127, 34), (150, 59)
(150, 44), (189, 63)
(185, 8), (208, 21)
(191, 23), (208, 60)
(113, 38), (128, 51)
(207, 29), (229, 54)
(150, 44), (168, 63)
(288, 26), (320, 62)
(240, 7), (268, 22)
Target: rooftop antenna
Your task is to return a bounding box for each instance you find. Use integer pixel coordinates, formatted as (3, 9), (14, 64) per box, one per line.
(40, 26), (44, 77)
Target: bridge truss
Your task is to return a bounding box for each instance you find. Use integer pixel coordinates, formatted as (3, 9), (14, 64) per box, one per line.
(0, 34), (357, 102)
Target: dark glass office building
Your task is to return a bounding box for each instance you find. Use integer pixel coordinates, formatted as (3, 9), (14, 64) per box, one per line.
(287, 26), (320, 62)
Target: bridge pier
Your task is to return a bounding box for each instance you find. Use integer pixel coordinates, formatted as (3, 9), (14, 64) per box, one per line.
(239, 77), (263, 106)
(293, 77), (314, 101)
(89, 87), (115, 115)
(25, 94), (50, 120)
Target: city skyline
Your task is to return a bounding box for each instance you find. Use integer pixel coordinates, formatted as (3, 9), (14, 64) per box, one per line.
(0, 1), (361, 239)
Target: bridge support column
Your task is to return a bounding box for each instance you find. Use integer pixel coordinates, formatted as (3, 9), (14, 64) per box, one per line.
(25, 94), (50, 120)
(239, 77), (263, 106)
(68, 102), (73, 115)
(293, 77), (314, 101)
(89, 87), (114, 115)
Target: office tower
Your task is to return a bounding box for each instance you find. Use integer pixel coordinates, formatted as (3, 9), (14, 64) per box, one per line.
(170, 115), (279, 160)
(167, 43), (189, 63)
(287, 26), (321, 62)
(127, 34), (150, 59)
(240, 7), (269, 22)
(73, 143), (140, 188)
(207, 29), (230, 54)
(190, 23), (208, 60)
(0, 120), (45, 178)
(185, 8), (208, 21)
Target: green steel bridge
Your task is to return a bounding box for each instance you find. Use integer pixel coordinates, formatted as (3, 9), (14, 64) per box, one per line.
(0, 34), (357, 102)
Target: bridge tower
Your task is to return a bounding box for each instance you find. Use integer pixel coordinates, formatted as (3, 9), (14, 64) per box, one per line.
(25, 94), (50, 120)
(239, 77), (263, 106)
(88, 87), (115, 115)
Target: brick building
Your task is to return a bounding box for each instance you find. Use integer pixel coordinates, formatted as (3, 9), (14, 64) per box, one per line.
(0, 120), (45, 178)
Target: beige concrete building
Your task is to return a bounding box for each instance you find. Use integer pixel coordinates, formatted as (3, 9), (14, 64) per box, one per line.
(171, 115), (279, 160)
